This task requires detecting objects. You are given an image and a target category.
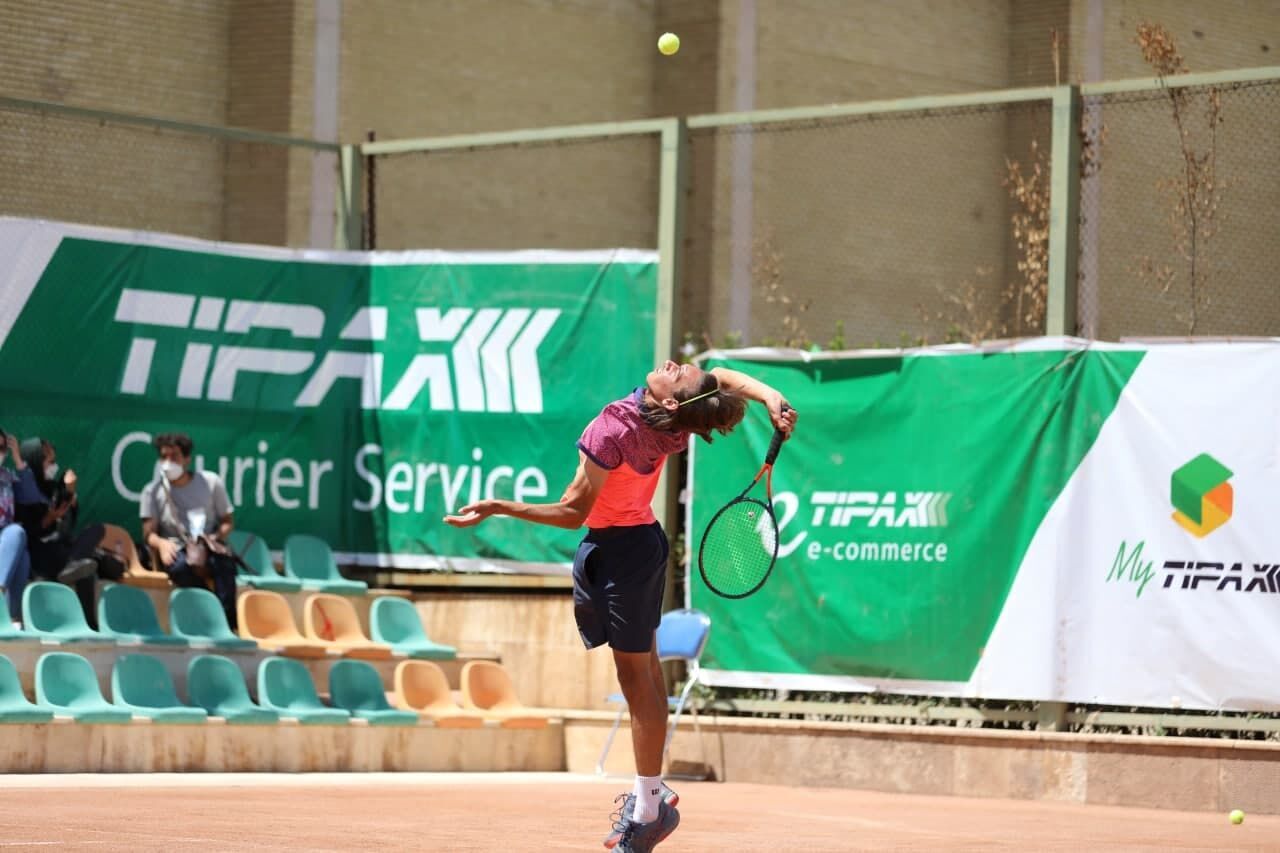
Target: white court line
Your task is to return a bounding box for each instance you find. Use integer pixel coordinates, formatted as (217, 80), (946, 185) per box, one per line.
(0, 771), (618, 790)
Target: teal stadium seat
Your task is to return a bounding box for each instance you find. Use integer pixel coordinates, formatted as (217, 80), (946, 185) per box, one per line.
(257, 657), (350, 725)
(0, 592), (28, 641)
(283, 535), (367, 595)
(369, 597), (457, 660)
(111, 654), (208, 724)
(24, 582), (102, 643)
(186, 655), (278, 724)
(328, 659), (418, 726)
(168, 588), (257, 650)
(98, 584), (188, 646)
(35, 652), (132, 723)
(0, 655), (53, 723)
(225, 530), (303, 593)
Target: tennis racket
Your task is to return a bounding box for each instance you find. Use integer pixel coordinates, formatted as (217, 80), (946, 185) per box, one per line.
(698, 407), (790, 599)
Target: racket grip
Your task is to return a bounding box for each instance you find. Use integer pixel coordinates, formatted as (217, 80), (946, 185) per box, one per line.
(765, 404), (790, 465)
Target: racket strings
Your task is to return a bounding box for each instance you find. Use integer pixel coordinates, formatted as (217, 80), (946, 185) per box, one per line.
(700, 499), (777, 597)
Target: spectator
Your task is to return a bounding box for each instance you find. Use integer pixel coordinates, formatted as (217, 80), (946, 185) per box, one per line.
(16, 436), (107, 626)
(0, 432), (35, 627)
(140, 432), (238, 628)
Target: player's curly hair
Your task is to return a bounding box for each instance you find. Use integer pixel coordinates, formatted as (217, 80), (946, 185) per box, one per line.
(643, 373), (746, 443)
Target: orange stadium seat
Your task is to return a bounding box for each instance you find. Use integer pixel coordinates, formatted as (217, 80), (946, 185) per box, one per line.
(302, 594), (393, 660)
(236, 590), (329, 658)
(392, 660), (483, 728)
(460, 660), (549, 729)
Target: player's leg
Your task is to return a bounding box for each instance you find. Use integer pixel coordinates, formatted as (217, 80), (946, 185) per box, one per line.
(613, 646), (667, 778)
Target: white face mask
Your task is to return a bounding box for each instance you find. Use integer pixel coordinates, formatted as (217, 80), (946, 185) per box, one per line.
(44, 463), (59, 481)
(160, 460), (184, 482)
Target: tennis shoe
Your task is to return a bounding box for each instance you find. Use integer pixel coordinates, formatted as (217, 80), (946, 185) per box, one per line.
(603, 792), (679, 851)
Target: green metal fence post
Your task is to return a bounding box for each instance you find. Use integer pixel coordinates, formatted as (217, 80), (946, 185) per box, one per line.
(335, 144), (364, 250)
(656, 118), (688, 581)
(656, 117), (688, 372)
(1047, 85), (1082, 337)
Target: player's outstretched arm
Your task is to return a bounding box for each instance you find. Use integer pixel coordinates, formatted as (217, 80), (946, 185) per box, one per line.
(443, 452), (608, 530)
(709, 366), (798, 434)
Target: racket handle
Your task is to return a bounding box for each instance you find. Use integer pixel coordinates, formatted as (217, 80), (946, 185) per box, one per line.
(765, 404), (790, 465)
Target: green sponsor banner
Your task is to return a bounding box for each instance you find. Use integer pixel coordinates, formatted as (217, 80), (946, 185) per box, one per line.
(689, 348), (1143, 682)
(0, 230), (656, 569)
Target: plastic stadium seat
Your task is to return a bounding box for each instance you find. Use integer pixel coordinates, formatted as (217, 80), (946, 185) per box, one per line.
(0, 655), (53, 723)
(186, 655), (278, 725)
(256, 657), (350, 725)
(98, 584), (189, 646)
(303, 594), (392, 660)
(0, 592), (28, 641)
(35, 652), (132, 723)
(237, 590), (329, 658)
(283, 534), (368, 595)
(598, 608), (711, 774)
(460, 660), (549, 729)
(225, 530), (303, 593)
(369, 597), (457, 660)
(392, 660), (483, 728)
(328, 659), (418, 726)
(111, 654), (208, 724)
(168, 588), (257, 650)
(24, 582), (103, 643)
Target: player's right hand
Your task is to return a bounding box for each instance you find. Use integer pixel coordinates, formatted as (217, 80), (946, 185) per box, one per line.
(443, 500), (500, 528)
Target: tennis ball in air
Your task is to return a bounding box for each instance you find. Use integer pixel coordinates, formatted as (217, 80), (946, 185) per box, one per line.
(1229, 809), (1245, 825)
(658, 32), (680, 55)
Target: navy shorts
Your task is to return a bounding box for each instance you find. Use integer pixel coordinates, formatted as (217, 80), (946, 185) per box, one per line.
(572, 522), (668, 653)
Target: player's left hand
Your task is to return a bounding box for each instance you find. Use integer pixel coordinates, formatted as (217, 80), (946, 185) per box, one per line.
(767, 394), (797, 436)
(444, 499), (501, 527)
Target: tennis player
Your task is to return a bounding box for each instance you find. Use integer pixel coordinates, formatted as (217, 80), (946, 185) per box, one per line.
(445, 359), (796, 852)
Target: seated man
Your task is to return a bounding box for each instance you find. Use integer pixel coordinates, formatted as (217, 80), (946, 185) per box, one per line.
(139, 432), (238, 629)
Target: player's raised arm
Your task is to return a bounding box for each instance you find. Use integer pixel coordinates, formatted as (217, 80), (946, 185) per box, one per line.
(443, 451), (608, 530)
(709, 366), (798, 435)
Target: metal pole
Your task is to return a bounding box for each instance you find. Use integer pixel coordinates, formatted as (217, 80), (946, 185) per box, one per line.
(364, 130), (377, 250)
(1047, 85), (1082, 337)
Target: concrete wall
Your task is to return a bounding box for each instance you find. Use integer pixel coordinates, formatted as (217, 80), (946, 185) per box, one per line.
(567, 713), (1280, 816)
(0, 719), (564, 773)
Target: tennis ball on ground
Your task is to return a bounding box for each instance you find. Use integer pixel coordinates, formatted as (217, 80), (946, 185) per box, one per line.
(658, 32), (680, 55)
(1229, 809), (1245, 825)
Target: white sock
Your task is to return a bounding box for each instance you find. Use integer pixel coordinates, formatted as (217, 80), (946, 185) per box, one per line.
(631, 774), (663, 823)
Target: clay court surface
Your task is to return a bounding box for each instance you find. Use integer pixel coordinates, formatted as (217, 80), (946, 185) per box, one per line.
(0, 772), (1274, 851)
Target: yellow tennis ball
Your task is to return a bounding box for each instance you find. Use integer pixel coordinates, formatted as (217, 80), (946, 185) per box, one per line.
(658, 32), (680, 55)
(1229, 809), (1245, 825)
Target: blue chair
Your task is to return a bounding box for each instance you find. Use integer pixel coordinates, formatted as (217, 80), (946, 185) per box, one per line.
(35, 652), (132, 723)
(168, 588), (257, 650)
(112, 654), (207, 723)
(186, 655), (278, 725)
(225, 530), (303, 593)
(369, 597), (457, 660)
(24, 582), (102, 643)
(98, 584), (189, 646)
(0, 655), (53, 723)
(596, 608), (711, 775)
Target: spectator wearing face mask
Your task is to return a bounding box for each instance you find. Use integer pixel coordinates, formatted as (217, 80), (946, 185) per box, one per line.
(15, 437), (112, 626)
(140, 432), (238, 629)
(0, 431), (37, 627)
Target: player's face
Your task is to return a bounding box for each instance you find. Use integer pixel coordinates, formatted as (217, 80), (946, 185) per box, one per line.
(646, 359), (705, 404)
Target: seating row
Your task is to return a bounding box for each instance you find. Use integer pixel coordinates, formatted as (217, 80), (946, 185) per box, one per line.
(226, 531), (367, 595)
(0, 652), (547, 728)
(1, 583), (455, 662)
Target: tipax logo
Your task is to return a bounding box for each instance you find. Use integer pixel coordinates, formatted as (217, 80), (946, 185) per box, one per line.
(808, 491), (951, 528)
(1170, 453), (1233, 538)
(113, 289), (559, 413)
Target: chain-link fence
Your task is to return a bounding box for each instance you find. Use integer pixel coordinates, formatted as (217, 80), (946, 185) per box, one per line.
(683, 100), (1054, 350)
(0, 99), (340, 248)
(1079, 79), (1280, 340)
(368, 133), (661, 251)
